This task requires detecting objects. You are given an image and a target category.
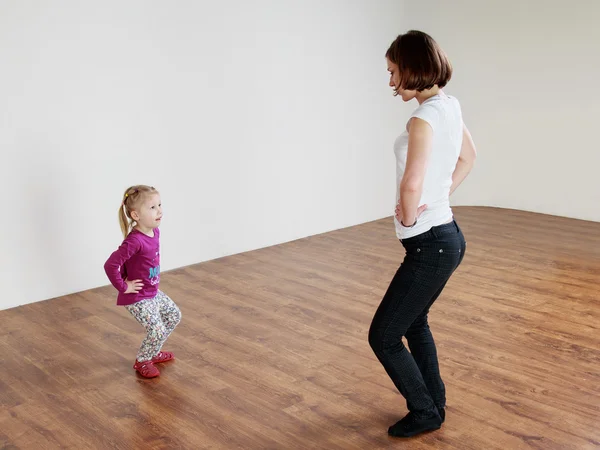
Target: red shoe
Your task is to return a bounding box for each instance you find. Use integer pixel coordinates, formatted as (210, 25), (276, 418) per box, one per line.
(133, 360), (160, 378)
(152, 351), (175, 364)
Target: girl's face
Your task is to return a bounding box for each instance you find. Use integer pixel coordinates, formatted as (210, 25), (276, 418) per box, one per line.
(387, 58), (417, 102)
(130, 193), (162, 231)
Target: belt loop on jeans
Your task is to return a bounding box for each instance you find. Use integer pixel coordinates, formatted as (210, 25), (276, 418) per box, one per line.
(430, 225), (440, 240)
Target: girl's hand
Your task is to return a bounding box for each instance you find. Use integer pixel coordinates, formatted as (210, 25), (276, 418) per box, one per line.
(395, 203), (427, 225)
(125, 279), (143, 294)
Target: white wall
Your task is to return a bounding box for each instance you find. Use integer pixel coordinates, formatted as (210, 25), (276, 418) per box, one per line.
(404, 0), (600, 222)
(0, 0), (407, 310)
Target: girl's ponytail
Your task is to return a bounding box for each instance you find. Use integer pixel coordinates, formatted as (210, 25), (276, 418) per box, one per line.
(118, 185), (157, 238)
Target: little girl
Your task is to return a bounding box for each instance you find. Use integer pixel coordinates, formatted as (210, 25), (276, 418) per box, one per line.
(104, 185), (181, 378)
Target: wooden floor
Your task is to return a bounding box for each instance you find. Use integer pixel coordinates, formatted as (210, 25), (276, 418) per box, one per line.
(1, 206), (599, 449)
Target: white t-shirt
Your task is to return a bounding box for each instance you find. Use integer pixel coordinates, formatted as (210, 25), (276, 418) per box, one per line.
(394, 93), (463, 240)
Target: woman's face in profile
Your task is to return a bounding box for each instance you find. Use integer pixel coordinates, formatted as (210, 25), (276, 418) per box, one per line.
(387, 58), (416, 102)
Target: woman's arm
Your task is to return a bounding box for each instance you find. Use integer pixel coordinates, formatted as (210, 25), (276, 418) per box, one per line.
(400, 117), (433, 226)
(450, 122), (477, 195)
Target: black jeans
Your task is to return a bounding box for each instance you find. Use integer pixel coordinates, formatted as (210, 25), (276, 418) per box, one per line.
(369, 220), (466, 417)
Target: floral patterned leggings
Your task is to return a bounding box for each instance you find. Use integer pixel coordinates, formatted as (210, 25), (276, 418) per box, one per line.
(125, 291), (182, 362)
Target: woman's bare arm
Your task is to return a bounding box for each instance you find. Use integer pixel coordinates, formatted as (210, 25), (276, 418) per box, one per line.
(450, 123), (477, 195)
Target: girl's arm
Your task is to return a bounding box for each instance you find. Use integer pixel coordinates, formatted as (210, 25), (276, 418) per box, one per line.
(400, 117), (433, 226)
(104, 236), (141, 293)
(450, 123), (477, 195)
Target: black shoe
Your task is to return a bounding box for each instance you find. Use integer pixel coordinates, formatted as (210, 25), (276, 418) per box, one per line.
(388, 412), (442, 438)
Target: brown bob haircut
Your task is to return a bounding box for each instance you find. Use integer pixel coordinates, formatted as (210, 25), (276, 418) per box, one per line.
(386, 30), (452, 91)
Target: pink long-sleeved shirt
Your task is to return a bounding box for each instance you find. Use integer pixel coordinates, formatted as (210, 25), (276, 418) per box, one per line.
(104, 228), (161, 306)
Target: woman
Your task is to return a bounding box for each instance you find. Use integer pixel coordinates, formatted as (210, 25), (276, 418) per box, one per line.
(368, 30), (477, 438)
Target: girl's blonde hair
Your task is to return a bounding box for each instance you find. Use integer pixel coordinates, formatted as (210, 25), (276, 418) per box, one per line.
(118, 185), (159, 238)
